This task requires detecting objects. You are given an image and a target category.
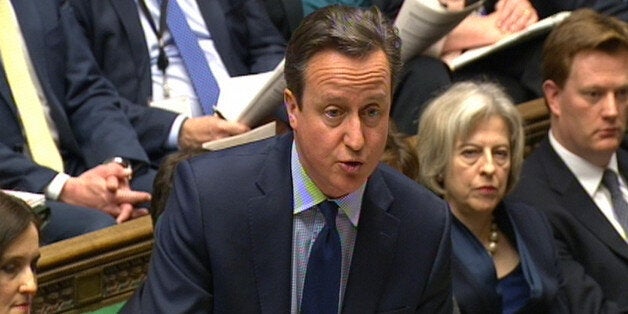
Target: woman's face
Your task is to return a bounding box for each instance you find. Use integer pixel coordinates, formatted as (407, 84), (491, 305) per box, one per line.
(444, 115), (511, 217)
(0, 224), (39, 314)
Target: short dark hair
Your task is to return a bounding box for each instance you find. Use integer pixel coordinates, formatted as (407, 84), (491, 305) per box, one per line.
(543, 9), (628, 88)
(284, 5), (402, 106)
(0, 191), (40, 258)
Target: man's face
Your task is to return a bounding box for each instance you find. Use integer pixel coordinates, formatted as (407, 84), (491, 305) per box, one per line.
(544, 49), (628, 167)
(285, 49), (391, 198)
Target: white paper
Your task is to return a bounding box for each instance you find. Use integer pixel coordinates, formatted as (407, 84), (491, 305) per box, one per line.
(214, 59), (286, 127)
(394, 0), (485, 62)
(202, 121), (277, 151)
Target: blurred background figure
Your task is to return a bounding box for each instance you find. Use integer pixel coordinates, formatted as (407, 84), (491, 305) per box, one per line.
(416, 81), (567, 313)
(0, 192), (41, 314)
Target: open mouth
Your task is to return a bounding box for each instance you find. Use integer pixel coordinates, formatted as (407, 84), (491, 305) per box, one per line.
(340, 161), (363, 173)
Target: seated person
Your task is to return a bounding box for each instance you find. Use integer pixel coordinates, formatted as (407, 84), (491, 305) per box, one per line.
(121, 6), (452, 312)
(416, 81), (567, 313)
(0, 0), (152, 244)
(0, 191), (41, 313)
(443, 0), (628, 104)
(509, 9), (628, 312)
(69, 0), (287, 157)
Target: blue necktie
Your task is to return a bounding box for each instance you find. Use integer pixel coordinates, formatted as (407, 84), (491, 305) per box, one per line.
(166, 0), (219, 114)
(602, 169), (628, 234)
(301, 200), (341, 314)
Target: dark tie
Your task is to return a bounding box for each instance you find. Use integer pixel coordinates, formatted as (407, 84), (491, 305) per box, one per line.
(602, 169), (628, 234)
(301, 200), (341, 314)
(166, 0), (219, 114)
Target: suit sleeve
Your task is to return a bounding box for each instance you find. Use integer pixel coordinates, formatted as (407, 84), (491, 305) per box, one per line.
(67, 0), (179, 162)
(122, 159), (213, 313)
(0, 143), (57, 193)
(509, 177), (624, 314)
(59, 3), (152, 167)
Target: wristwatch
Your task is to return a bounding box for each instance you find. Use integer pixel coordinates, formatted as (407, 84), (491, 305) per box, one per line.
(103, 157), (133, 180)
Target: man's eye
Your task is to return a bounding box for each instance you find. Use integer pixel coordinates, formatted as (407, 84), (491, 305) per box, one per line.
(364, 108), (381, 118)
(324, 108), (342, 118)
(583, 90), (602, 100)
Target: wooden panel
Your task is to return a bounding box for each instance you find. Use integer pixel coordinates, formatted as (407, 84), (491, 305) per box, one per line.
(34, 216), (153, 313)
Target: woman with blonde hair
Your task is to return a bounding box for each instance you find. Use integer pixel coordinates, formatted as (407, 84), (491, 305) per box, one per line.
(416, 81), (567, 313)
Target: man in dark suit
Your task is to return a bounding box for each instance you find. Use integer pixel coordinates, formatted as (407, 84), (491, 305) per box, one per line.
(69, 0), (287, 154)
(509, 9), (628, 313)
(122, 6), (452, 313)
(0, 0), (153, 243)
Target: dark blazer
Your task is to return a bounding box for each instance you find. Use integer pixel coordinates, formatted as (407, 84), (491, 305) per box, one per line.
(69, 0), (286, 107)
(509, 138), (628, 314)
(122, 133), (453, 313)
(452, 201), (567, 314)
(262, 0), (404, 41)
(0, 0), (150, 193)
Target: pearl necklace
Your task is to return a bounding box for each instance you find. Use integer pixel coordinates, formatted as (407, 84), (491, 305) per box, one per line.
(486, 219), (499, 256)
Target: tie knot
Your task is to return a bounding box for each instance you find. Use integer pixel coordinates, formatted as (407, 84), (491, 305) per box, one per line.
(319, 200), (338, 228)
(602, 169), (622, 196)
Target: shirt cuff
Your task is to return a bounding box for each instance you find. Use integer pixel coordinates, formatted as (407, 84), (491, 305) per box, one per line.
(167, 114), (187, 149)
(44, 173), (71, 201)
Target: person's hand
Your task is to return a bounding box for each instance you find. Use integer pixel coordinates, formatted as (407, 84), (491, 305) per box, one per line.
(58, 163), (151, 223)
(494, 0), (538, 33)
(178, 115), (250, 149)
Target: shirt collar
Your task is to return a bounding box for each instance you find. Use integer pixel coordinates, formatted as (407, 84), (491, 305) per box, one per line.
(549, 130), (619, 196)
(291, 141), (363, 226)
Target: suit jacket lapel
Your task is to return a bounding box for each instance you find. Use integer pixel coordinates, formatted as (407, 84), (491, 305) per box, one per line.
(9, 0), (75, 144)
(247, 135), (294, 313)
(541, 141), (628, 260)
(342, 168), (400, 311)
(112, 0), (152, 95)
(0, 65), (15, 117)
(195, 0), (237, 73)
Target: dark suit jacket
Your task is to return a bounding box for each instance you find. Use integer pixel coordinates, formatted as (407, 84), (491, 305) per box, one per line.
(509, 138), (628, 314)
(70, 0), (286, 106)
(0, 0), (150, 193)
(122, 133), (453, 313)
(452, 201), (567, 314)
(263, 0), (404, 41)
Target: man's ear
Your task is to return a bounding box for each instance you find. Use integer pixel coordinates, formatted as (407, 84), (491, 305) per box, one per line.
(284, 88), (299, 129)
(543, 80), (561, 117)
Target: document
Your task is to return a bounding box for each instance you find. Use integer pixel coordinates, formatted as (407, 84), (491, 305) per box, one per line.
(214, 59), (286, 128)
(394, 0), (485, 62)
(447, 11), (571, 70)
(202, 121), (277, 151)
